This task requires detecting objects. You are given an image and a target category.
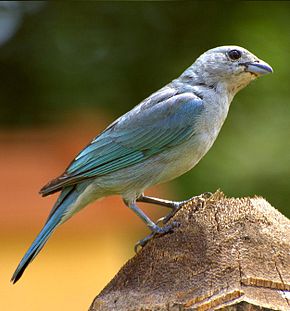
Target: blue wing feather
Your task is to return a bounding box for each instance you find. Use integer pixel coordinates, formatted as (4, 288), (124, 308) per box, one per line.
(40, 90), (204, 196)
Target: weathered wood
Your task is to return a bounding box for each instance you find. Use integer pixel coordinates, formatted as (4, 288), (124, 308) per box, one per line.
(89, 191), (290, 311)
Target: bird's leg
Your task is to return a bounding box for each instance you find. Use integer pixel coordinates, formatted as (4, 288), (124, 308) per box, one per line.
(125, 200), (177, 234)
(137, 195), (180, 209)
(137, 192), (212, 224)
(124, 200), (179, 252)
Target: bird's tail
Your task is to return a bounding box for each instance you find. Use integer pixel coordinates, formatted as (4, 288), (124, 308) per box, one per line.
(11, 184), (88, 284)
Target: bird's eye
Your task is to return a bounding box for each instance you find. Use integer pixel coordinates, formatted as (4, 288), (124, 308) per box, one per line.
(228, 49), (242, 60)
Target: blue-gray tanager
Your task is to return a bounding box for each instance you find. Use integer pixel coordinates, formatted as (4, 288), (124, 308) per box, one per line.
(11, 46), (273, 283)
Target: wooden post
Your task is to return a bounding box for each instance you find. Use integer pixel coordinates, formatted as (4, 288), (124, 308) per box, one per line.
(89, 191), (290, 311)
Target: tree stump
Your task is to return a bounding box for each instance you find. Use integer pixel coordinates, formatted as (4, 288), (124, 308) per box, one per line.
(89, 191), (290, 311)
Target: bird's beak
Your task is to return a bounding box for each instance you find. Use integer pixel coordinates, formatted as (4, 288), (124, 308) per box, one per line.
(243, 60), (273, 76)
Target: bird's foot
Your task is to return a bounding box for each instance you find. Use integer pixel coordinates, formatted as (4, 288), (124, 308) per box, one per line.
(133, 192), (212, 252)
(157, 191), (213, 225)
(134, 221), (180, 253)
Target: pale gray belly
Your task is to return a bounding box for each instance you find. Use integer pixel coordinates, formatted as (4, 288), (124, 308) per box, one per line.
(90, 131), (217, 201)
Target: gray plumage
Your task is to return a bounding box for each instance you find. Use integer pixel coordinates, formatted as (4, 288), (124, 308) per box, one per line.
(12, 45), (273, 283)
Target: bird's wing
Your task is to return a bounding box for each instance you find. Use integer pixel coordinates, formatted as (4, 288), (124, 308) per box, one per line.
(40, 88), (204, 196)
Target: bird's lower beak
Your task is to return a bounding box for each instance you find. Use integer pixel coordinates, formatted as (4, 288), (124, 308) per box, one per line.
(243, 60), (273, 76)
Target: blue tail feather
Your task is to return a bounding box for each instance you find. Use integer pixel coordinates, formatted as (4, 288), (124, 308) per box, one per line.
(11, 219), (57, 283)
(11, 185), (81, 284)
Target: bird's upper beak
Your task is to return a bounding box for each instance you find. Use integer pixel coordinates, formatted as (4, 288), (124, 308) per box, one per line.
(243, 60), (273, 76)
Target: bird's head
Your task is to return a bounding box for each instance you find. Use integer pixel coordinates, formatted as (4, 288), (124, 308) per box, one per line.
(182, 45), (273, 95)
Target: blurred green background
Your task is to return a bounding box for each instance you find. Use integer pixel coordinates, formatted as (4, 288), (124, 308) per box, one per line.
(0, 2), (289, 311)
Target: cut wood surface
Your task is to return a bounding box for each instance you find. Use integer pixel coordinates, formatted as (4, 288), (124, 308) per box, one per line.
(90, 191), (290, 311)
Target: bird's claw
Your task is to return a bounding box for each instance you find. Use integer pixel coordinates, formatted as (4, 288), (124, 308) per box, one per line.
(134, 232), (155, 253)
(158, 191), (213, 225)
(192, 191), (213, 210)
(134, 221), (180, 253)
(134, 192), (212, 252)
(201, 191), (212, 199)
(157, 208), (179, 225)
(156, 216), (166, 225)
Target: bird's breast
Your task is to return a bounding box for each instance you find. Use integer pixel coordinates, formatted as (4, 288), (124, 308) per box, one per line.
(198, 95), (230, 137)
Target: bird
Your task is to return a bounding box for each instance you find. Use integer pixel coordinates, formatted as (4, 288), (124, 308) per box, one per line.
(11, 45), (273, 283)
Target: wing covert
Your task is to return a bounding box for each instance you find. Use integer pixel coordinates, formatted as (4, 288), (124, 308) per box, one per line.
(40, 91), (204, 196)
